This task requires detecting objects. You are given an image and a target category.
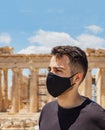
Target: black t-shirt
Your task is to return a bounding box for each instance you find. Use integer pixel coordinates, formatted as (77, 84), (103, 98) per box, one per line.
(58, 98), (91, 130)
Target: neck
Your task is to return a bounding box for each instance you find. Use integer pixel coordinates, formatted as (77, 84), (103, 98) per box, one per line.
(57, 90), (85, 109)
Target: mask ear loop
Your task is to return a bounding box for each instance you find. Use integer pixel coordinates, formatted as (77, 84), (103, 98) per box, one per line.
(69, 72), (78, 78)
(69, 72), (78, 86)
(61, 72), (79, 95)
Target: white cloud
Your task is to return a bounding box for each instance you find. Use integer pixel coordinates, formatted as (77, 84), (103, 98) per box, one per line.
(18, 29), (105, 54)
(28, 29), (79, 47)
(0, 33), (12, 44)
(85, 25), (104, 34)
(18, 46), (51, 54)
(77, 34), (105, 49)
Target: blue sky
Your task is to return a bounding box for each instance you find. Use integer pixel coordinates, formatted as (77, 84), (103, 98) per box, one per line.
(0, 0), (105, 54)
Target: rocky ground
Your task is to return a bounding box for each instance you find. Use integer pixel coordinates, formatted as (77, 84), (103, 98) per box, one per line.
(0, 113), (40, 130)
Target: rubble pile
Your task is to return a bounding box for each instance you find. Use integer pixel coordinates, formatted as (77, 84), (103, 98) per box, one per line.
(0, 118), (39, 130)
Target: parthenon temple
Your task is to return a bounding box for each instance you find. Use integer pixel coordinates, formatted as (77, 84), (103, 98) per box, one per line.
(0, 46), (105, 115)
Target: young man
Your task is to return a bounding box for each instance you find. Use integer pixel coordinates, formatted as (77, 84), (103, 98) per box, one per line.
(39, 45), (105, 130)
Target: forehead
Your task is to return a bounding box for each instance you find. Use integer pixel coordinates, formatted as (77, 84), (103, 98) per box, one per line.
(50, 55), (70, 67)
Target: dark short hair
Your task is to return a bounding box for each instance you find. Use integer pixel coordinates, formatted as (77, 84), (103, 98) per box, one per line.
(51, 45), (88, 81)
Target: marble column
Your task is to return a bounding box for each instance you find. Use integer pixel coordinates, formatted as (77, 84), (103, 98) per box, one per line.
(96, 69), (105, 108)
(17, 69), (22, 111)
(2, 68), (8, 111)
(11, 68), (20, 113)
(29, 68), (38, 113)
(79, 69), (92, 99)
(0, 69), (3, 111)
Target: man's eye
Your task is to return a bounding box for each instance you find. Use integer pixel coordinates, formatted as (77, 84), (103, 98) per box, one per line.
(56, 69), (62, 72)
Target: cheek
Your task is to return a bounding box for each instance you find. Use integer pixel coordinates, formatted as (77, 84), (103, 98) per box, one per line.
(64, 71), (71, 77)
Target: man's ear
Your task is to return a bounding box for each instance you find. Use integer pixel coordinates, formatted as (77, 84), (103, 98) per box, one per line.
(74, 73), (83, 83)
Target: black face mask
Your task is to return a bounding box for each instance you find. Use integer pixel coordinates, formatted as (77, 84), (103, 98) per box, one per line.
(46, 72), (77, 97)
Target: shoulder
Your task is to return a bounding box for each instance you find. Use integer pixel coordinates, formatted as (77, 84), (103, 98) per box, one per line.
(84, 98), (105, 122)
(41, 100), (58, 114)
(84, 97), (104, 112)
(39, 100), (58, 125)
(86, 98), (105, 112)
(90, 100), (105, 128)
(90, 100), (105, 117)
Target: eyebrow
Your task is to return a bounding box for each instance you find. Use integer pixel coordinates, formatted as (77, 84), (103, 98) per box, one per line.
(48, 66), (65, 70)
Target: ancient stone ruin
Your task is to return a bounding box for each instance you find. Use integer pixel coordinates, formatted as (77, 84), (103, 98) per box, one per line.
(0, 46), (105, 129)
